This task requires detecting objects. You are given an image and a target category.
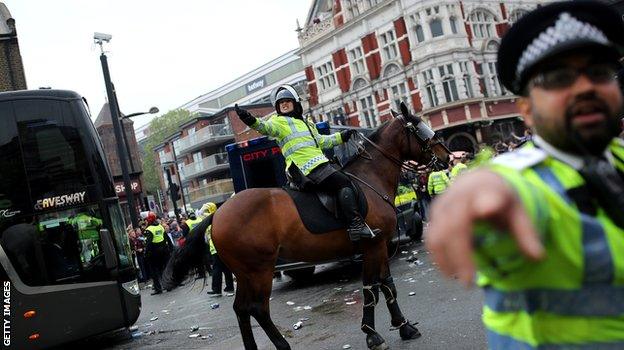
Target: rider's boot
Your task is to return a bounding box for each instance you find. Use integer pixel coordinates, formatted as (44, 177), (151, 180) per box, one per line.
(338, 187), (375, 241)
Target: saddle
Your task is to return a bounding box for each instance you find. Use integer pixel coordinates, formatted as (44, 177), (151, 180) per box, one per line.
(282, 182), (368, 234)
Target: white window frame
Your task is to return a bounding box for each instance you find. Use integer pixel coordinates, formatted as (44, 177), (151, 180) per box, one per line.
(389, 82), (410, 111)
(379, 29), (399, 61)
(359, 95), (378, 128)
(429, 18), (444, 38)
(469, 10), (496, 39)
(348, 46), (366, 76)
(459, 61), (475, 98)
(315, 61), (337, 91)
(439, 64), (459, 103)
(423, 69), (439, 108)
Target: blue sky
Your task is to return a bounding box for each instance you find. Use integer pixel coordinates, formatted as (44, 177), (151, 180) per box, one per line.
(4, 0), (311, 128)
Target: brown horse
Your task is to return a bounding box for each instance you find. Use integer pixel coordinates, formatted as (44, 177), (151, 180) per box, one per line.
(163, 103), (450, 350)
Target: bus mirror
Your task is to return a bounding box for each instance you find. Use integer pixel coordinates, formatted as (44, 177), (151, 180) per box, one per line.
(99, 229), (118, 270)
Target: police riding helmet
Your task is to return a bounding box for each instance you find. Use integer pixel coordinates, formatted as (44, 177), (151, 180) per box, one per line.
(274, 85), (303, 117)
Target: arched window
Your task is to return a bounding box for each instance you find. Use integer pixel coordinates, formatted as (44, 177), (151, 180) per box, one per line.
(509, 9), (528, 25)
(449, 16), (459, 34)
(469, 9), (496, 39)
(414, 24), (425, 43)
(422, 69), (439, 107)
(429, 18), (444, 37)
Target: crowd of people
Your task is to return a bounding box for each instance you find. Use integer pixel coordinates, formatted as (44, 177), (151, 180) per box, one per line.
(126, 204), (234, 297)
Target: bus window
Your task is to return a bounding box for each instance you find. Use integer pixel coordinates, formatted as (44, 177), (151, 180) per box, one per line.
(106, 202), (133, 268)
(13, 99), (95, 202)
(0, 101), (30, 218)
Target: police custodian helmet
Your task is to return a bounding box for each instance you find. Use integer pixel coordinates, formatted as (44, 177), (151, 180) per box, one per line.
(496, 0), (624, 95)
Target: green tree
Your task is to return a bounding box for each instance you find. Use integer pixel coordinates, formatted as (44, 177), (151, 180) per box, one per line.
(142, 109), (195, 194)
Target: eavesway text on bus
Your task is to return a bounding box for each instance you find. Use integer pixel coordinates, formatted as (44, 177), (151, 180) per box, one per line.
(34, 191), (86, 211)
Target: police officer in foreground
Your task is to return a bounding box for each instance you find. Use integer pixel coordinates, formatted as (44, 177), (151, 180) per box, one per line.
(426, 1), (624, 348)
(235, 85), (375, 241)
(144, 212), (173, 295)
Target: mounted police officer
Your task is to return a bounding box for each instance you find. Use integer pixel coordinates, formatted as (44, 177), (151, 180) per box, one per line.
(427, 1), (624, 348)
(235, 84), (375, 241)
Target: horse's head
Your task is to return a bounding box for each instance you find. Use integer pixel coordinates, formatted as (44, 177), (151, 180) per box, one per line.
(395, 102), (451, 167)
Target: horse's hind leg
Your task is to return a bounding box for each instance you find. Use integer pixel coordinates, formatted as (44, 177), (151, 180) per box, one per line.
(379, 266), (421, 340)
(233, 281), (258, 350)
(238, 270), (291, 350)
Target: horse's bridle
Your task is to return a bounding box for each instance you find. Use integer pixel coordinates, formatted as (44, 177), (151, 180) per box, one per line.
(354, 112), (451, 172)
(341, 111), (451, 210)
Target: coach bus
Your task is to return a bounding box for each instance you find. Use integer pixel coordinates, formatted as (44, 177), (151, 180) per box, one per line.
(0, 89), (141, 349)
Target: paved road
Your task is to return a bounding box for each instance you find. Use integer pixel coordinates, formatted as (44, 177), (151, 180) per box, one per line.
(100, 242), (486, 350)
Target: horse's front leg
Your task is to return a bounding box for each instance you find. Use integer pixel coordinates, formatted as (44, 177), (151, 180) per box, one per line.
(379, 271), (422, 340)
(361, 249), (388, 350)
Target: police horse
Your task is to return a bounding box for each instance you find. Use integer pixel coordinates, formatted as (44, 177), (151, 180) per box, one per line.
(163, 103), (450, 349)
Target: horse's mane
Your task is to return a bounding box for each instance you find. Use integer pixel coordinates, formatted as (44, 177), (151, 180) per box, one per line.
(341, 120), (392, 170)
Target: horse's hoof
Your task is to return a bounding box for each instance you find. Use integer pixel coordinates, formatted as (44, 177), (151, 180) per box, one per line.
(399, 322), (422, 340)
(366, 333), (389, 350)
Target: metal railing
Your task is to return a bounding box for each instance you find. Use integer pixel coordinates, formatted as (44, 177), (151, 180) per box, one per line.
(188, 178), (234, 203)
(159, 152), (173, 164)
(181, 152), (229, 179)
(175, 124), (233, 155)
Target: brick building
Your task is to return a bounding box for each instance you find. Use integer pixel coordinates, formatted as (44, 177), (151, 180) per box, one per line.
(298, 0), (548, 152)
(95, 103), (145, 219)
(0, 2), (26, 92)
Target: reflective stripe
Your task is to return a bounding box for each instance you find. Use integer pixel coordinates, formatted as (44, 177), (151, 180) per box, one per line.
(484, 285), (624, 316)
(286, 117), (298, 133)
(533, 166), (614, 284)
(278, 130), (311, 147)
(300, 155), (327, 174)
(283, 140), (318, 158)
(487, 330), (624, 350)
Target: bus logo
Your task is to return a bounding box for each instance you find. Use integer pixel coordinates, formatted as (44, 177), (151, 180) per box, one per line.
(34, 191), (86, 211)
(0, 210), (20, 219)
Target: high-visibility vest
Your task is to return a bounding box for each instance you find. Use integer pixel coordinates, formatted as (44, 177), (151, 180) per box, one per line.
(474, 139), (624, 349)
(206, 225), (217, 255)
(145, 224), (165, 244)
(185, 217), (201, 231)
(69, 213), (102, 240)
(427, 170), (449, 195)
(252, 115), (343, 175)
(450, 163), (468, 179)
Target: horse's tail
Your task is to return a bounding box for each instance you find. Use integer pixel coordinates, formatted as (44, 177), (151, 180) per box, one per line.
(162, 214), (212, 290)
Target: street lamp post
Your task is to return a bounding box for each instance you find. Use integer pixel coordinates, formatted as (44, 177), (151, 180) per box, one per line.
(94, 32), (140, 229)
(119, 107), (159, 174)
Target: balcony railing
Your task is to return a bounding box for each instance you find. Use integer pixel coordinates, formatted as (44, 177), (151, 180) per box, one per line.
(175, 124), (234, 155)
(188, 178), (234, 203)
(181, 152), (229, 180)
(159, 152), (173, 164)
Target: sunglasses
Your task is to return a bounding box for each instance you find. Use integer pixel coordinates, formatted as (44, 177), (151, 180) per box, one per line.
(530, 63), (619, 90)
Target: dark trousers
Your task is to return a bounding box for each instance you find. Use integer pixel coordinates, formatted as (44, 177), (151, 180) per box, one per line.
(148, 247), (169, 292)
(211, 253), (234, 293)
(314, 167), (352, 193)
(136, 252), (149, 282)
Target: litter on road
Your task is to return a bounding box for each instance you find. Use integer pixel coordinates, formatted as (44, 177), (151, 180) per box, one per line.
(293, 321), (303, 330)
(211, 303), (220, 309)
(149, 316), (158, 321)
